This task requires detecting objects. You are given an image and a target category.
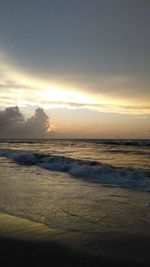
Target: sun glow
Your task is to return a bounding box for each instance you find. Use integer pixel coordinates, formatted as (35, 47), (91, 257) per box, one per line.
(37, 86), (93, 105)
(0, 58), (94, 106)
(0, 54), (150, 115)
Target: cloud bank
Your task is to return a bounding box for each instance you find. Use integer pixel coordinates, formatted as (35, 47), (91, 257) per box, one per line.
(0, 106), (51, 138)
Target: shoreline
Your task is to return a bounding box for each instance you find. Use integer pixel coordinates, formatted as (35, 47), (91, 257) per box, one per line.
(1, 212), (150, 266)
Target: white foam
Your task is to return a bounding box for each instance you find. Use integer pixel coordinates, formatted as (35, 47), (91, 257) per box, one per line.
(0, 149), (150, 191)
(41, 157), (149, 190)
(0, 149), (36, 165)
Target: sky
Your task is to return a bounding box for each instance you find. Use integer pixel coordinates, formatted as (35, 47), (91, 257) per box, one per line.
(0, 0), (150, 138)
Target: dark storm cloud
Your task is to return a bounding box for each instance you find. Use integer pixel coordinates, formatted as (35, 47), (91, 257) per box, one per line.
(0, 107), (50, 138)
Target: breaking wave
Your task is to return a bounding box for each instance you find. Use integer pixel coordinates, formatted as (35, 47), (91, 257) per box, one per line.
(0, 149), (150, 191)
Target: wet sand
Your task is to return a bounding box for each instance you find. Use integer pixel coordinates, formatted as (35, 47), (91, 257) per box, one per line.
(1, 213), (150, 266)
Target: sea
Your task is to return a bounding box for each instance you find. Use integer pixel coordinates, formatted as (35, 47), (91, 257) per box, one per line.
(0, 139), (150, 234)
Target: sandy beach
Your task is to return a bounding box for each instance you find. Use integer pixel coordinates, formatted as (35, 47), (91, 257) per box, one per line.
(1, 212), (150, 267)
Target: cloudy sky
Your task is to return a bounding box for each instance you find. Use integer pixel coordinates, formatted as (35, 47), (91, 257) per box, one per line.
(0, 0), (150, 138)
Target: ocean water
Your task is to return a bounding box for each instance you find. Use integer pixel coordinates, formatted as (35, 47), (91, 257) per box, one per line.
(0, 139), (150, 233)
